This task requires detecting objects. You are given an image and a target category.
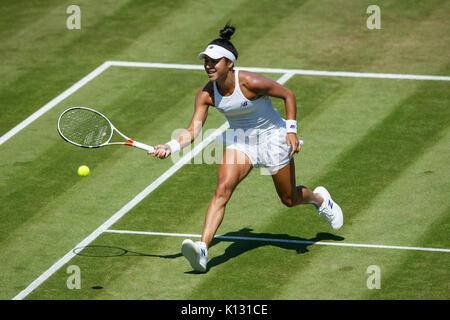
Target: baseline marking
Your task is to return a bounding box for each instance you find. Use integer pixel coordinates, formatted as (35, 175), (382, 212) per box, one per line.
(0, 61), (112, 147)
(105, 229), (450, 253)
(108, 60), (450, 81)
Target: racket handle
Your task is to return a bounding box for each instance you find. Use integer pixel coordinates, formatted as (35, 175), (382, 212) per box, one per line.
(300, 139), (304, 145)
(126, 140), (155, 153)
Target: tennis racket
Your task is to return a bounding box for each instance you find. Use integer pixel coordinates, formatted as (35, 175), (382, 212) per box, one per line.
(57, 107), (154, 153)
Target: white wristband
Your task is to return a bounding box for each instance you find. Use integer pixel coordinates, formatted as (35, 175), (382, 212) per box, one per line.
(286, 120), (298, 134)
(166, 139), (181, 154)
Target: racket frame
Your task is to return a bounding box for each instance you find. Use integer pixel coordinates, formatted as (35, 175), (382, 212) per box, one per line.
(57, 106), (154, 152)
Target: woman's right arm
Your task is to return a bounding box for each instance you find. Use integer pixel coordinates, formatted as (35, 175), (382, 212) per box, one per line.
(151, 84), (212, 159)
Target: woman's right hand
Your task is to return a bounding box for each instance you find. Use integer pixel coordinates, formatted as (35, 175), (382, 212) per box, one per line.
(149, 144), (171, 159)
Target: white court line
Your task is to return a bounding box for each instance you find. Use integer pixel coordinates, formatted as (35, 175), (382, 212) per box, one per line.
(108, 60), (450, 81)
(276, 72), (296, 85)
(12, 71), (291, 300)
(12, 122), (229, 300)
(0, 61), (112, 147)
(105, 229), (450, 253)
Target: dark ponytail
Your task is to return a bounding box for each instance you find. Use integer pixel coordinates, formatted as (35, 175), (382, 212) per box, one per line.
(219, 23), (235, 41)
(209, 22), (238, 60)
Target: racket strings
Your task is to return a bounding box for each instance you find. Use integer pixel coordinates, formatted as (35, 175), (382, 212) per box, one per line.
(59, 109), (112, 147)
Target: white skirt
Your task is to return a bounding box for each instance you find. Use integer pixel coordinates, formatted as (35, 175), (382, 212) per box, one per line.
(223, 126), (293, 175)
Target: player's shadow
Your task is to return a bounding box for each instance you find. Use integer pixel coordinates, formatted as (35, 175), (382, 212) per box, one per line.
(73, 229), (344, 273)
(73, 245), (182, 259)
(204, 228), (345, 271)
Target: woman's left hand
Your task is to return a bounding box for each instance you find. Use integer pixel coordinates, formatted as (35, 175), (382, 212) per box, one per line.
(286, 133), (301, 157)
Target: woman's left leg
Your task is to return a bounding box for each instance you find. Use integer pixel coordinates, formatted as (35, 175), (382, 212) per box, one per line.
(271, 158), (323, 208)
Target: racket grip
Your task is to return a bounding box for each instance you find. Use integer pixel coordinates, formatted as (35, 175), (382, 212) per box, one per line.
(127, 140), (155, 153)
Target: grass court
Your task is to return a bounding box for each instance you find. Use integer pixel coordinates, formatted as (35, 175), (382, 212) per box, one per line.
(0, 0), (449, 300)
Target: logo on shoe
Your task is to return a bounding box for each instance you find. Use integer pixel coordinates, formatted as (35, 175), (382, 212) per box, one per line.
(201, 249), (206, 256)
(328, 199), (333, 209)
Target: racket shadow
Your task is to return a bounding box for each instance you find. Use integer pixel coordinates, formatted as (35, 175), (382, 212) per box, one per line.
(205, 228), (345, 271)
(73, 245), (182, 259)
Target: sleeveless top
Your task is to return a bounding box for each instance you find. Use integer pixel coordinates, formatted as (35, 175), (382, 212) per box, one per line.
(212, 70), (285, 134)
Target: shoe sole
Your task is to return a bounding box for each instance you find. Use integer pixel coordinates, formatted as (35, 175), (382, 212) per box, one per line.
(181, 239), (206, 272)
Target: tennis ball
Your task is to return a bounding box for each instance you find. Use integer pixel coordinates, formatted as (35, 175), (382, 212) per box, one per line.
(77, 165), (90, 177)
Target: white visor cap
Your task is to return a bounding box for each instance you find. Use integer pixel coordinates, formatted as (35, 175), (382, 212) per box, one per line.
(198, 44), (236, 63)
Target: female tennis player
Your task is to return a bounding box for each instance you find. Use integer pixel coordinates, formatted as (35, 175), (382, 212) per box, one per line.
(150, 24), (343, 272)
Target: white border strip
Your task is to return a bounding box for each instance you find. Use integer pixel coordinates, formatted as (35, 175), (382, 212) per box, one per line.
(108, 60), (450, 81)
(0, 61), (112, 147)
(105, 229), (450, 253)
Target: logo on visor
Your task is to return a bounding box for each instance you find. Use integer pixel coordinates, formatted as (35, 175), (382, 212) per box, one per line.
(209, 46), (213, 49)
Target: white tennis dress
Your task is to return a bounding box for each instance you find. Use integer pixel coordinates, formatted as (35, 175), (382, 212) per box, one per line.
(213, 70), (292, 174)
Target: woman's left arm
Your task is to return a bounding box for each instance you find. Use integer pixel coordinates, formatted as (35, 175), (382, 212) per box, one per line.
(242, 72), (301, 156)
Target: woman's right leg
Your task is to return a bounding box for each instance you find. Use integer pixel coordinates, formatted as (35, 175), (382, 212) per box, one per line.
(201, 148), (253, 248)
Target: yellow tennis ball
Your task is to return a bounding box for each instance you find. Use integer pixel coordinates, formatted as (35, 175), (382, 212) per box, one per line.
(78, 165), (90, 177)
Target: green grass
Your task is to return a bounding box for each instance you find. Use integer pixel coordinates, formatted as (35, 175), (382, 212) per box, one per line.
(0, 0), (449, 300)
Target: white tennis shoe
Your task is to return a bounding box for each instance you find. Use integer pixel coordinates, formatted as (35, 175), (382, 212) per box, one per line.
(314, 186), (343, 230)
(181, 239), (208, 272)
